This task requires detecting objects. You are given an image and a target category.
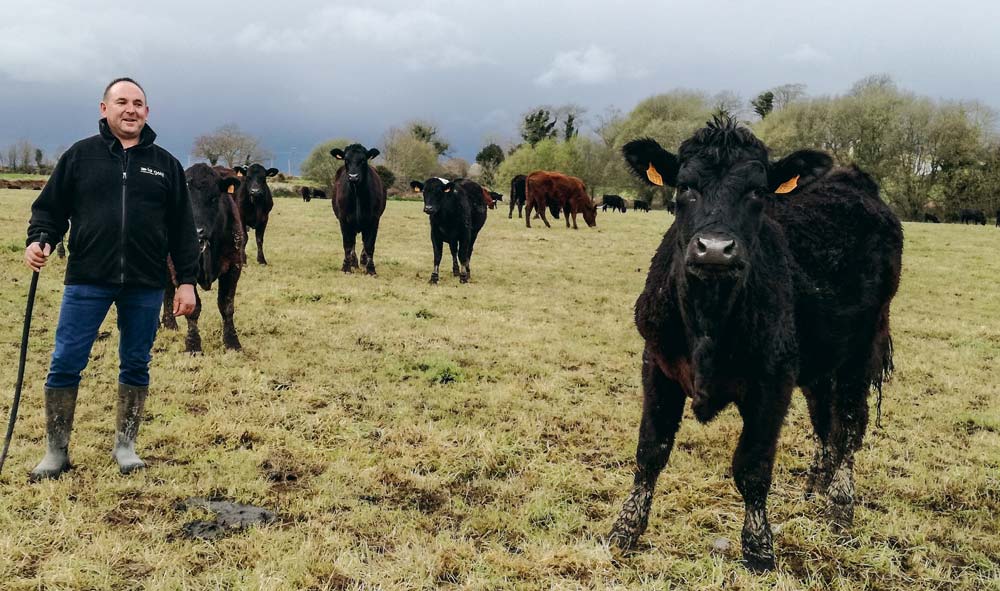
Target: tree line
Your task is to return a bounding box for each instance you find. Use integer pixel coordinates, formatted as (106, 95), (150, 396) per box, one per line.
(296, 75), (998, 220)
(0, 140), (59, 174)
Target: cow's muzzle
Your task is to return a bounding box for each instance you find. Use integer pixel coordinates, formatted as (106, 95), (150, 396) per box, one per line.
(423, 206), (435, 215)
(685, 233), (741, 272)
(348, 173), (361, 182)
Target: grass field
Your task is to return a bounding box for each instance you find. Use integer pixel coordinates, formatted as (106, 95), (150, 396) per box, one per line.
(0, 189), (997, 590)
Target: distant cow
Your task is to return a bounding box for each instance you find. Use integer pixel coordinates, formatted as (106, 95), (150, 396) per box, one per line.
(162, 164), (244, 352)
(524, 171), (597, 229)
(996, 209), (999, 228)
(481, 187), (496, 209)
(509, 175), (527, 219)
(300, 186), (312, 202)
(607, 117), (903, 571)
(633, 199), (650, 212)
(411, 178), (487, 284)
(602, 194), (627, 213)
(331, 144), (386, 275)
(923, 212), (940, 223)
(233, 163), (279, 264)
(666, 199), (676, 214)
(312, 188), (327, 200)
(960, 208), (986, 225)
(489, 191), (503, 203)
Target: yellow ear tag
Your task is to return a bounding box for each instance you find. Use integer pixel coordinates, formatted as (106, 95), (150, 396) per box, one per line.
(412, 187), (421, 193)
(775, 175), (799, 194)
(227, 185), (235, 194)
(646, 163), (664, 186)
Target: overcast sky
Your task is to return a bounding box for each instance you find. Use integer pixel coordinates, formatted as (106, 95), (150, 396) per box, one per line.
(2, 0), (998, 171)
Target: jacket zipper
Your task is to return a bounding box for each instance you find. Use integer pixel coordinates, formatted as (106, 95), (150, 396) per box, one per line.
(121, 150), (129, 284)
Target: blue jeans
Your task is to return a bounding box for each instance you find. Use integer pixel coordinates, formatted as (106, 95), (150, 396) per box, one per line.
(47, 284), (165, 388)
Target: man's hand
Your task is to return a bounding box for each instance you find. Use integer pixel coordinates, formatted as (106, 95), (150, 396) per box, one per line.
(24, 242), (52, 272)
(173, 284), (196, 317)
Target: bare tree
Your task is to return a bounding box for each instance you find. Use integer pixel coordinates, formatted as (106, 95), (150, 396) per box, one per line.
(16, 139), (34, 171)
(192, 124), (272, 167)
(770, 83), (807, 110)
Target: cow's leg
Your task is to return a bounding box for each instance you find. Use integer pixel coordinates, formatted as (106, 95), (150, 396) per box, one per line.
(254, 216), (268, 265)
(518, 202), (524, 219)
(824, 363), (870, 531)
(537, 202), (552, 228)
(361, 222), (379, 276)
(732, 380), (793, 571)
(524, 199), (533, 228)
(448, 241), (460, 277)
(339, 221), (357, 273)
(161, 283), (178, 330)
(430, 232), (443, 284)
(803, 376), (835, 498)
(508, 200), (515, 220)
(184, 289), (203, 354)
(457, 231), (472, 283)
(217, 267), (242, 351)
(240, 224), (249, 266)
(465, 230), (480, 282)
(609, 348), (686, 551)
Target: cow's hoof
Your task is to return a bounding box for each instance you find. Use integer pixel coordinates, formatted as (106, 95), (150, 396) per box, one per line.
(606, 527), (640, 552)
(224, 338), (242, 351)
(827, 501), (854, 532)
(161, 318), (178, 331)
(460, 274), (469, 284)
(257, 259), (267, 266)
(452, 267), (460, 276)
(742, 553), (776, 573)
(341, 265), (352, 274)
(429, 274), (439, 284)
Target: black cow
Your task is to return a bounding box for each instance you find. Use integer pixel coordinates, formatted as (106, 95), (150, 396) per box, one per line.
(411, 178), (487, 283)
(633, 199), (651, 212)
(602, 194), (628, 213)
(665, 198), (676, 214)
(312, 188), (327, 200)
(489, 191), (503, 203)
(509, 175), (526, 219)
(300, 186), (312, 202)
(607, 117), (903, 571)
(233, 163), (279, 264)
(923, 212), (940, 223)
(960, 208), (986, 225)
(162, 164), (244, 352)
(331, 144), (386, 275)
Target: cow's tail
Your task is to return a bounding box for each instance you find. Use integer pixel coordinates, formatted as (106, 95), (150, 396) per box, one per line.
(868, 302), (894, 429)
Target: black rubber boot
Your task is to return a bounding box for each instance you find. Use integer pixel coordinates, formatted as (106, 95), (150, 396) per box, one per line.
(29, 386), (79, 481)
(112, 383), (148, 474)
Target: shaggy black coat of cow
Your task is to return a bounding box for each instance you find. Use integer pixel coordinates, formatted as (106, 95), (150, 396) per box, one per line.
(607, 117), (903, 571)
(411, 178), (488, 284)
(331, 144), (386, 275)
(508, 175), (527, 219)
(162, 164), (244, 352)
(602, 194), (628, 213)
(234, 163), (279, 264)
(960, 208), (986, 225)
(924, 212), (940, 223)
(300, 186), (312, 202)
(633, 199), (651, 212)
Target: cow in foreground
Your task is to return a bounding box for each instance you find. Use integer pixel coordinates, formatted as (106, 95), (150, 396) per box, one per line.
(602, 194), (628, 213)
(411, 178), (487, 283)
(607, 117), (903, 571)
(524, 171), (597, 229)
(633, 199), (650, 212)
(234, 163), (279, 264)
(960, 208), (986, 225)
(331, 144), (386, 275)
(162, 164), (244, 352)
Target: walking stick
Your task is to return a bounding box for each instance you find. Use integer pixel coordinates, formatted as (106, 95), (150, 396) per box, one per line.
(0, 232), (49, 476)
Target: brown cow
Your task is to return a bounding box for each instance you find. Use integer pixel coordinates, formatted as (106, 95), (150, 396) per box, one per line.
(524, 171), (597, 229)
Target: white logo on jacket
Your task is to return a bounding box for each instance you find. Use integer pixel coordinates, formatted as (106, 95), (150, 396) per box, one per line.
(140, 166), (165, 178)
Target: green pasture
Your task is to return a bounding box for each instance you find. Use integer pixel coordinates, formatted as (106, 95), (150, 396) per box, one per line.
(0, 190), (997, 590)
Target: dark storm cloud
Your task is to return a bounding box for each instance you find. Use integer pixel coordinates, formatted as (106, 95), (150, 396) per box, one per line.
(2, 0), (998, 169)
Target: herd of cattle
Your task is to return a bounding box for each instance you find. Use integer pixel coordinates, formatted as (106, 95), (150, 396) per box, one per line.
(82, 117), (984, 571)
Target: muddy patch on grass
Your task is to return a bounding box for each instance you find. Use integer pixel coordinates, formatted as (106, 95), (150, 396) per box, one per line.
(175, 497), (277, 541)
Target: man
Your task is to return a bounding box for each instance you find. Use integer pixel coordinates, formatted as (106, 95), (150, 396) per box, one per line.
(24, 77), (199, 480)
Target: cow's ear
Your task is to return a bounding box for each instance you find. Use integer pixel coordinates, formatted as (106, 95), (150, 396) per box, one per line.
(266, 167), (280, 177)
(769, 149), (832, 194)
(220, 178), (240, 194)
(234, 166), (246, 176)
(622, 138), (679, 187)
(442, 182), (453, 193)
(330, 148), (345, 160)
(410, 180), (424, 193)
(366, 148), (380, 160)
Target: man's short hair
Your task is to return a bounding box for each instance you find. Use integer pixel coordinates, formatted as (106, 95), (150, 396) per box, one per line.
(103, 77), (146, 102)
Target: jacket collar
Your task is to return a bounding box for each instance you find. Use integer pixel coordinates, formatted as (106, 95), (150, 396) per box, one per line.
(99, 117), (157, 151)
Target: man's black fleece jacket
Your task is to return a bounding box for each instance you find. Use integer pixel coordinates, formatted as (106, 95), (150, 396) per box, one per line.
(27, 119), (199, 288)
